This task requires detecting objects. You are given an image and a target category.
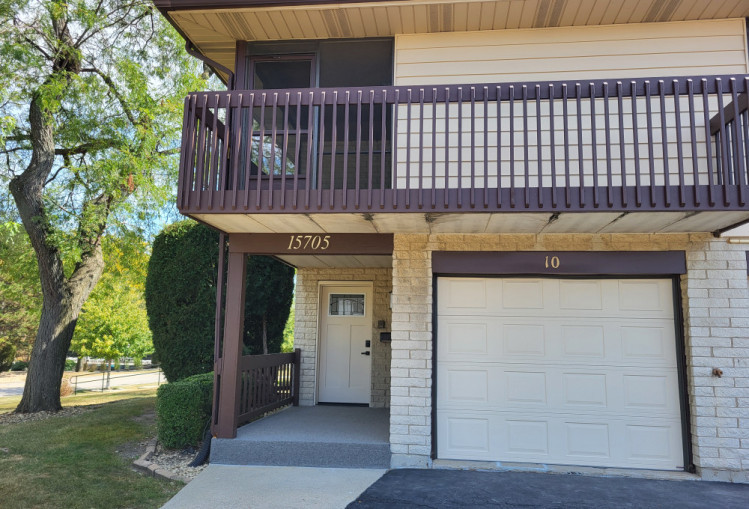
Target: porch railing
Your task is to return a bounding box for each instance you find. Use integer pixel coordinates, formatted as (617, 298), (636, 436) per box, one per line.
(177, 74), (749, 214)
(237, 349), (300, 427)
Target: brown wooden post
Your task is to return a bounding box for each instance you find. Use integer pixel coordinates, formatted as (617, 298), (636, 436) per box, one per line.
(211, 233), (226, 437)
(215, 251), (247, 438)
(292, 348), (301, 406)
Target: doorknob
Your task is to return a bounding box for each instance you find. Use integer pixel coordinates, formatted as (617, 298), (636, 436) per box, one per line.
(361, 351), (371, 356)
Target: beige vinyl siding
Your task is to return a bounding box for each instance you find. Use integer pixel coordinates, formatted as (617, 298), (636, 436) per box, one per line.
(394, 19), (749, 85)
(393, 19), (748, 190)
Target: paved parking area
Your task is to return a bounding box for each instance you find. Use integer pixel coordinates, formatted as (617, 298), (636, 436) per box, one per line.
(347, 469), (749, 509)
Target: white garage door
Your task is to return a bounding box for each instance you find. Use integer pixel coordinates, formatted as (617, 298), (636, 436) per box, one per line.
(437, 277), (684, 470)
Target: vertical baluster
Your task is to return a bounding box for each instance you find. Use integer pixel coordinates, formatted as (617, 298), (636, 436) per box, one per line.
(183, 95), (199, 210)
(730, 78), (746, 205)
(419, 88), (425, 208)
(433, 88), (438, 208)
(231, 94), (243, 210)
(674, 80), (686, 207)
(406, 89), (412, 209)
(603, 83), (613, 207)
(343, 91), (350, 209)
(268, 93), (279, 209)
(330, 91), (338, 209)
(562, 84), (570, 208)
(457, 87), (463, 208)
(575, 83), (584, 207)
(536, 84), (543, 208)
(496, 85), (502, 207)
(522, 85), (530, 208)
(281, 92), (290, 209)
(631, 81), (642, 207)
(177, 96), (191, 210)
(509, 85), (516, 208)
(207, 94), (221, 210)
(380, 89), (388, 208)
(470, 86), (476, 208)
(355, 90), (363, 209)
(617, 82), (627, 207)
(393, 90), (399, 208)
(701, 79), (716, 206)
(687, 80), (700, 206)
(444, 87), (450, 208)
(194, 95), (210, 211)
(715, 78), (730, 206)
(742, 77), (749, 194)
(658, 80), (671, 207)
(645, 81), (656, 206)
(218, 95), (230, 209)
(316, 92), (326, 209)
(256, 94), (266, 209)
(243, 94), (256, 209)
(293, 92), (302, 209)
(483, 86), (489, 208)
(549, 84), (557, 207)
(304, 91), (314, 210)
(590, 82), (599, 208)
(367, 89), (375, 209)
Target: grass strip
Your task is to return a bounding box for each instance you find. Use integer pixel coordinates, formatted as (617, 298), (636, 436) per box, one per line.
(0, 390), (182, 509)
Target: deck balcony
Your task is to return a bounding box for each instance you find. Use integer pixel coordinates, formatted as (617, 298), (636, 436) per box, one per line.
(177, 74), (749, 234)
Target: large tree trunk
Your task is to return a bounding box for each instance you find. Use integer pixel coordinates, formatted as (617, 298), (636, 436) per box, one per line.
(11, 92), (105, 413)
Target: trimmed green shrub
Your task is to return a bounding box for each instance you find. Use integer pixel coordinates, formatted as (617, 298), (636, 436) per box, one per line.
(146, 220), (295, 381)
(0, 342), (15, 371)
(156, 372), (213, 449)
(64, 359), (76, 371)
(10, 360), (28, 371)
(146, 221), (219, 382)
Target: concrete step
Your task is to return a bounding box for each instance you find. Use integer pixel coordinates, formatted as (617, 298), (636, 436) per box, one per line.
(210, 438), (391, 469)
(209, 406), (391, 469)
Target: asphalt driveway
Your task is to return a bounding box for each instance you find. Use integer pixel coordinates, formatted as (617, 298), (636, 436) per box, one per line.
(347, 469), (749, 509)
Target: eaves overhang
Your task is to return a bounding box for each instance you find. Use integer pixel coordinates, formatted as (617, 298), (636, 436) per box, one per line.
(153, 0), (749, 81)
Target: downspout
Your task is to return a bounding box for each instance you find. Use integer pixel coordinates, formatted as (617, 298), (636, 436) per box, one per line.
(185, 41), (236, 90)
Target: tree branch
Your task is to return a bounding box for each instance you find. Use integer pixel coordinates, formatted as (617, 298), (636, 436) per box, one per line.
(81, 66), (138, 127)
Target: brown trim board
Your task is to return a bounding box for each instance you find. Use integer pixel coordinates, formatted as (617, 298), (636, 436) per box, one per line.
(432, 251), (687, 276)
(228, 233), (393, 255)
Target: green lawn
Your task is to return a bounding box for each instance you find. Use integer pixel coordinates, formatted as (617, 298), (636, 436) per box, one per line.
(0, 390), (183, 509)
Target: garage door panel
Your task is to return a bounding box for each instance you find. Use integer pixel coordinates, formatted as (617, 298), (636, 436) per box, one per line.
(438, 278), (674, 319)
(436, 276), (684, 470)
(438, 316), (677, 367)
(439, 363), (681, 418)
(438, 409), (684, 469)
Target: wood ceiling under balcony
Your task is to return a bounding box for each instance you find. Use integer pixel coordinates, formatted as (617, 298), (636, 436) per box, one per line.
(162, 0), (749, 75)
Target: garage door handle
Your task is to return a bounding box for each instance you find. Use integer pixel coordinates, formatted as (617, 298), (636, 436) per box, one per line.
(361, 351), (371, 356)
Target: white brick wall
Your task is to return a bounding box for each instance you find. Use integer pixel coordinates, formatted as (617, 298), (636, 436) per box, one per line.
(294, 267), (392, 407)
(390, 232), (749, 481)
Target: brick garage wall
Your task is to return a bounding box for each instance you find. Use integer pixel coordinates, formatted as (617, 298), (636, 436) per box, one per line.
(294, 267), (392, 407)
(390, 233), (749, 481)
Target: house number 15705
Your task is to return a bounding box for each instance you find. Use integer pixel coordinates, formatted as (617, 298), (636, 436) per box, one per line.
(287, 235), (331, 251)
(545, 255), (560, 269)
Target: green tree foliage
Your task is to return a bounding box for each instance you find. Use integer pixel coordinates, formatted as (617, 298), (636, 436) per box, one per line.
(146, 221), (295, 380)
(71, 235), (153, 363)
(0, 0), (208, 412)
(243, 259), (295, 355)
(145, 221), (219, 382)
(0, 222), (42, 360)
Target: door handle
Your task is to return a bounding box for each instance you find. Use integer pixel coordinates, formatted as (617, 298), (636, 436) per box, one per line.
(361, 351), (371, 356)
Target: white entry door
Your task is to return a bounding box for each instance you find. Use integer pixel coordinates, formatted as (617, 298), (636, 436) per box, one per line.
(437, 277), (684, 470)
(318, 284), (373, 404)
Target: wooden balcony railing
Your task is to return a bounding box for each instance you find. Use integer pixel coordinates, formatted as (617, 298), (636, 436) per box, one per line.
(177, 74), (749, 214)
(237, 349), (300, 426)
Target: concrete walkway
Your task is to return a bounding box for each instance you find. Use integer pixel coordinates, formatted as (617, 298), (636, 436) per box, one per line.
(160, 465), (385, 509)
